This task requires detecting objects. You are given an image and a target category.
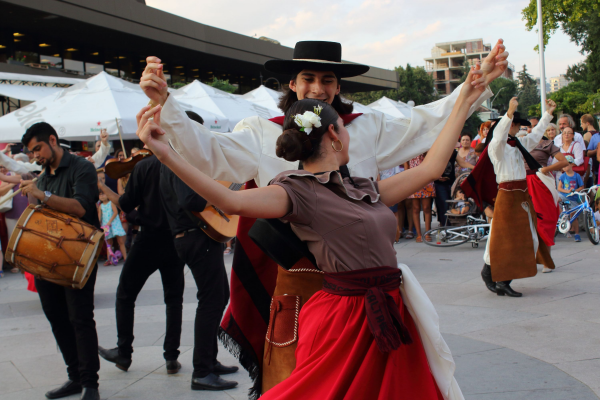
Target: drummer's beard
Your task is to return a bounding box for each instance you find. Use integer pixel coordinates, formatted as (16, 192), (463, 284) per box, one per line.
(41, 148), (56, 168)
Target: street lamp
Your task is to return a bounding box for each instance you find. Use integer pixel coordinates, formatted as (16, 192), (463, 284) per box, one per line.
(537, 0), (547, 113)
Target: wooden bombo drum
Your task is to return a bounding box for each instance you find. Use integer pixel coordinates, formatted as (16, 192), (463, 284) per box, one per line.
(5, 205), (105, 289)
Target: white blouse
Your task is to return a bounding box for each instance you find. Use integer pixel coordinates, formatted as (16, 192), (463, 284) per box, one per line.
(488, 112), (552, 183)
(160, 85), (492, 187)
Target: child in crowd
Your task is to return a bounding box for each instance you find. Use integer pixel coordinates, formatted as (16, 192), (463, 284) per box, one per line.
(449, 188), (471, 215)
(98, 191), (127, 265)
(557, 156), (584, 242)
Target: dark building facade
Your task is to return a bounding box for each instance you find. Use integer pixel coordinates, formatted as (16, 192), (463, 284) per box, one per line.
(0, 0), (398, 94)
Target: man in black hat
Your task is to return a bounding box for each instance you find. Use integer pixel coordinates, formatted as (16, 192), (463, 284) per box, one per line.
(139, 39), (509, 393)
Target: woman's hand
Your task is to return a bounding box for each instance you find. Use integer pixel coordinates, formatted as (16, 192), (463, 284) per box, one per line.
(472, 39), (509, 89)
(507, 97), (518, 118)
(546, 99), (557, 115)
(459, 63), (485, 105)
(140, 56), (169, 106)
(135, 105), (172, 160)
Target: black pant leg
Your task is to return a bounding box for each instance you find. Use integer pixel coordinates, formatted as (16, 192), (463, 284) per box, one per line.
(35, 278), (80, 383)
(64, 267), (100, 389)
(157, 238), (185, 361)
(115, 231), (160, 358)
(175, 231), (228, 377)
(434, 183), (453, 226)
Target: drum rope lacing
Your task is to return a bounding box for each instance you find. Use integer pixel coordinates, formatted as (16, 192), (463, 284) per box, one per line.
(14, 207), (97, 277)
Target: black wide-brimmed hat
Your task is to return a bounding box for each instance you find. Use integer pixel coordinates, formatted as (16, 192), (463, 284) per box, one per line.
(512, 112), (531, 126)
(264, 41), (370, 78)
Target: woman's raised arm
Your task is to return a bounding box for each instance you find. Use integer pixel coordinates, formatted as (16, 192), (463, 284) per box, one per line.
(136, 105), (292, 220)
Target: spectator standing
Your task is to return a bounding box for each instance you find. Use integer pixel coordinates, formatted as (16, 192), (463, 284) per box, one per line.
(407, 154), (435, 242)
(97, 191), (128, 265)
(472, 121), (491, 148)
(87, 130), (111, 169)
(545, 123), (559, 141)
(527, 116), (540, 134)
(554, 127), (584, 167)
(554, 114), (585, 150)
(582, 114), (599, 184)
(456, 133), (478, 176)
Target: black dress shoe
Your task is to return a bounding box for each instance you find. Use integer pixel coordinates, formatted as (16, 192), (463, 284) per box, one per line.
(80, 388), (100, 400)
(481, 264), (497, 293)
(98, 346), (132, 371)
(191, 373), (238, 391)
(213, 361), (239, 375)
(166, 360), (181, 374)
(496, 281), (522, 297)
(45, 380), (82, 399)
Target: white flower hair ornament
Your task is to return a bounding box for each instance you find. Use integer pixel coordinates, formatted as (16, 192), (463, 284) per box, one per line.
(293, 106), (323, 135)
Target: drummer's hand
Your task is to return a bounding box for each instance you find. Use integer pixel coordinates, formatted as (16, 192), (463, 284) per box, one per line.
(136, 105), (171, 160)
(140, 56), (169, 106)
(20, 179), (43, 200)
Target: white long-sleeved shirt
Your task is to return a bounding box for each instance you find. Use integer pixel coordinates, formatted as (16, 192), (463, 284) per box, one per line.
(91, 142), (111, 168)
(161, 84), (492, 187)
(552, 141), (585, 167)
(488, 111), (552, 183)
(0, 152), (41, 175)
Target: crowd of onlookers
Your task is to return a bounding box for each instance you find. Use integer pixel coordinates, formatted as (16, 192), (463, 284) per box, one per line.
(380, 112), (600, 243)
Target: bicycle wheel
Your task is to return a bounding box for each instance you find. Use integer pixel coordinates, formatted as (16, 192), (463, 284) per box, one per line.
(585, 211), (600, 245)
(423, 227), (470, 247)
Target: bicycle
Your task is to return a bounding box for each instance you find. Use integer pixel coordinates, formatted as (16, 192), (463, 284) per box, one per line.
(556, 185), (599, 245)
(423, 215), (490, 248)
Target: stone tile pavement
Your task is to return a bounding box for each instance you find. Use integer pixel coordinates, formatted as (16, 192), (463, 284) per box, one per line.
(0, 233), (598, 399)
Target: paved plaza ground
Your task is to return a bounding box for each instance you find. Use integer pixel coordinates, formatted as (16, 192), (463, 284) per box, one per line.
(0, 233), (599, 399)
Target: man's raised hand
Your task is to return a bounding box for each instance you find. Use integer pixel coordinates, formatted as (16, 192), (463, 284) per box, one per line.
(140, 56), (169, 106)
(471, 39), (509, 89)
(135, 105), (171, 160)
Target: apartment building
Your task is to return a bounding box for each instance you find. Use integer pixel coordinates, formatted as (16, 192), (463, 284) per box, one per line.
(424, 39), (515, 96)
(549, 75), (571, 92)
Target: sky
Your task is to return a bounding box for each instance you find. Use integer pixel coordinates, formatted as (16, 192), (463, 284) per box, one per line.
(146, 0), (586, 80)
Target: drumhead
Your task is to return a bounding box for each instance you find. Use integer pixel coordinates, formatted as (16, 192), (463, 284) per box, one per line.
(6, 205), (36, 265)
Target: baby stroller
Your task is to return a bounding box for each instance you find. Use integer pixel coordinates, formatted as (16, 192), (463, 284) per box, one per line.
(423, 173), (491, 248)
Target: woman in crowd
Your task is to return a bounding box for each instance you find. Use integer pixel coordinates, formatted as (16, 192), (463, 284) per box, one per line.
(471, 121), (491, 148)
(456, 133), (478, 176)
(136, 61), (490, 398)
(406, 154), (435, 242)
(545, 123), (558, 141)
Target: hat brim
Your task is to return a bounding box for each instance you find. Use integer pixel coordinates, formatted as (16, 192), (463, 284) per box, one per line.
(264, 59), (370, 78)
(514, 118), (531, 127)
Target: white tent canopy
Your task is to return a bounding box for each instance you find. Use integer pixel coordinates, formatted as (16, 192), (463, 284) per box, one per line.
(0, 71), (148, 142)
(0, 84), (62, 101)
(367, 97), (413, 119)
(0, 72), (84, 86)
(173, 80), (282, 131)
(240, 85), (283, 112)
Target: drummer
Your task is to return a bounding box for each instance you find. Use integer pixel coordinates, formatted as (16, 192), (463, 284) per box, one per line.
(20, 122), (101, 400)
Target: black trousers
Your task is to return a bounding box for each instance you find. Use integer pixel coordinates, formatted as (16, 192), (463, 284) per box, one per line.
(174, 230), (229, 377)
(434, 182), (453, 226)
(36, 267), (99, 389)
(115, 230), (185, 361)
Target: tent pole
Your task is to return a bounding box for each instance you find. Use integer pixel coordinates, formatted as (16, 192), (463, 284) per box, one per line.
(115, 118), (127, 158)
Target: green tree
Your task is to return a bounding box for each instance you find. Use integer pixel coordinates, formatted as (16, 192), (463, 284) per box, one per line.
(489, 78), (518, 115)
(566, 61), (588, 83)
(522, 0), (600, 92)
(345, 64), (437, 106)
(528, 81), (593, 119)
(207, 77), (238, 94)
(463, 113), (484, 138)
(515, 65), (540, 116)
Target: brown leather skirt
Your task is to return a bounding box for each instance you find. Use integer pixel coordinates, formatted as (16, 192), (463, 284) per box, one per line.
(490, 181), (554, 282)
(261, 260), (324, 394)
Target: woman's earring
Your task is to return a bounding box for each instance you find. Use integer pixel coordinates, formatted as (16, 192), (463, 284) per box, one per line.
(331, 140), (343, 152)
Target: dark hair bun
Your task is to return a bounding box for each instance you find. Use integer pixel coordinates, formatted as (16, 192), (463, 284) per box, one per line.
(276, 128), (311, 162)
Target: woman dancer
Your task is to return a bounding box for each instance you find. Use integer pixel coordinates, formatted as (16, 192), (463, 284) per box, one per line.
(136, 63), (491, 399)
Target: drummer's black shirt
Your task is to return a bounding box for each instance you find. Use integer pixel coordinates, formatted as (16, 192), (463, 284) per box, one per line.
(36, 150), (100, 228)
(119, 155), (170, 232)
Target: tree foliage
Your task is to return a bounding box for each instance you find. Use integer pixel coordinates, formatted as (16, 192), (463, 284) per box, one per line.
(522, 0), (600, 92)
(528, 81), (593, 120)
(489, 78), (518, 115)
(515, 65), (540, 116)
(345, 64), (437, 106)
(207, 77), (238, 94)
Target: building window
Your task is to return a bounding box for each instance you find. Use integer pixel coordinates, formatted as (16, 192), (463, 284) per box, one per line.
(40, 54), (63, 69)
(64, 59), (84, 74)
(85, 62), (103, 75)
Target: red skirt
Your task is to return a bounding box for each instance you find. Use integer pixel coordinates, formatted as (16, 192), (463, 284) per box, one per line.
(261, 288), (442, 400)
(526, 173), (559, 246)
